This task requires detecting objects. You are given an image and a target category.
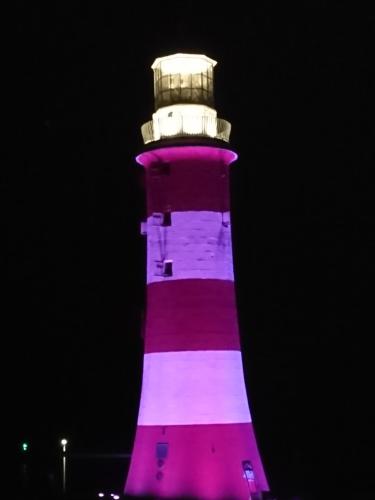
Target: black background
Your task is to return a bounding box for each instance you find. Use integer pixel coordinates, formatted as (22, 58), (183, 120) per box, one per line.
(8, 3), (373, 499)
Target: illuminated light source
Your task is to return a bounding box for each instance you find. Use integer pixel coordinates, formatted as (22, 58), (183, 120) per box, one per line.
(152, 105), (218, 140)
(21, 442), (28, 452)
(98, 494), (104, 498)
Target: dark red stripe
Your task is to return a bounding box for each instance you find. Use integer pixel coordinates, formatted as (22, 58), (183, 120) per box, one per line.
(125, 422), (269, 498)
(144, 279), (240, 353)
(137, 146), (237, 215)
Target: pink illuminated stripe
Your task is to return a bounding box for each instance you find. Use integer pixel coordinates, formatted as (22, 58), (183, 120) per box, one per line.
(136, 145), (238, 168)
(137, 146), (237, 215)
(147, 211), (234, 284)
(145, 279), (240, 352)
(125, 423), (269, 497)
(138, 350), (251, 426)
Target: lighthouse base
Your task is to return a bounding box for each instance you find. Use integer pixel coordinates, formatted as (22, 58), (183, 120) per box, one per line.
(125, 423), (269, 499)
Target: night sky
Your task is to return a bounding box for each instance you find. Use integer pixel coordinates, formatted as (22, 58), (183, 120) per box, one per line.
(9, 3), (372, 499)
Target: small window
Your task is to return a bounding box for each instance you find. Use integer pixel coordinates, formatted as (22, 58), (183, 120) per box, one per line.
(156, 442), (169, 460)
(242, 460), (255, 481)
(163, 260), (173, 277)
(154, 260), (173, 277)
(162, 211), (171, 226)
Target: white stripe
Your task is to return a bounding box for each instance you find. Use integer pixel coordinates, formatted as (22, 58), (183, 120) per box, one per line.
(138, 350), (251, 426)
(146, 211), (234, 284)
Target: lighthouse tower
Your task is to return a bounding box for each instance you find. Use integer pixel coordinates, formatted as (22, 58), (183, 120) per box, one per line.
(125, 54), (269, 499)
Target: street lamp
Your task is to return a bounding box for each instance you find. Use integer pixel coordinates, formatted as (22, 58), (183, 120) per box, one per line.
(60, 439), (68, 494)
(60, 438), (68, 453)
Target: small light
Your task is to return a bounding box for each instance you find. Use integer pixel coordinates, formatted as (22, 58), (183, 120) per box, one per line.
(113, 496), (120, 499)
(22, 442), (29, 452)
(98, 494), (105, 498)
(60, 438), (68, 452)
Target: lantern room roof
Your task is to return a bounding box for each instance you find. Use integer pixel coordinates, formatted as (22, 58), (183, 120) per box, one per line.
(151, 53), (217, 74)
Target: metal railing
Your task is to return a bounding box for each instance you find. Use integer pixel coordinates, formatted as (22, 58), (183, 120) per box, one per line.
(141, 116), (231, 144)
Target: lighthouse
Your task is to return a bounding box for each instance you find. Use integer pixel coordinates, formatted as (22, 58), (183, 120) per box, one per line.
(125, 54), (269, 499)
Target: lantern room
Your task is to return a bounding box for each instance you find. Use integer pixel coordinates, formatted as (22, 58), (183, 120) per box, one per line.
(152, 53), (216, 110)
(141, 53), (231, 144)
